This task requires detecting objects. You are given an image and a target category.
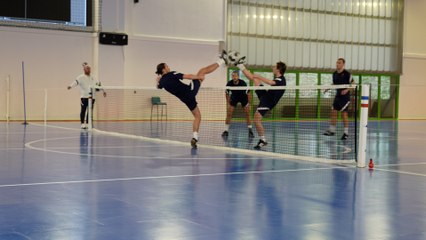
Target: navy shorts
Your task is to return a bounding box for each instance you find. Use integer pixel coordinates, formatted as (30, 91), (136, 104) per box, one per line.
(333, 97), (350, 112)
(177, 80), (201, 111)
(230, 96), (249, 108)
(256, 89), (278, 116)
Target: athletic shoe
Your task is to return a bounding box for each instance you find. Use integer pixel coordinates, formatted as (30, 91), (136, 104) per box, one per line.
(341, 133), (349, 140)
(254, 139), (267, 149)
(323, 130), (335, 136)
(221, 130), (229, 137)
(219, 50), (229, 65)
(234, 56), (247, 66)
(248, 129), (255, 138)
(81, 124), (87, 129)
(191, 138), (198, 148)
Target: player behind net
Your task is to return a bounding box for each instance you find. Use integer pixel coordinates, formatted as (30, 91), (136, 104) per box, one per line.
(231, 54), (287, 150)
(323, 57), (354, 140)
(222, 70), (254, 138)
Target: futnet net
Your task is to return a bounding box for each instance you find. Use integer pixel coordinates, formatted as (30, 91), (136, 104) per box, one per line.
(93, 84), (358, 163)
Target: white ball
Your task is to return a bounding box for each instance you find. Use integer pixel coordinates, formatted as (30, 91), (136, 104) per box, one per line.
(227, 51), (240, 64)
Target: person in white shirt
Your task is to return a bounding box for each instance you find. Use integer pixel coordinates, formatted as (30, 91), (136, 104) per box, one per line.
(67, 62), (106, 129)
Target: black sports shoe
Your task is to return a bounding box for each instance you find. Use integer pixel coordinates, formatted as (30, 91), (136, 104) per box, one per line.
(341, 133), (349, 140)
(191, 138), (198, 148)
(323, 130), (335, 136)
(254, 139), (267, 149)
(221, 130), (229, 137)
(219, 50), (229, 65)
(234, 56), (246, 66)
(248, 129), (255, 138)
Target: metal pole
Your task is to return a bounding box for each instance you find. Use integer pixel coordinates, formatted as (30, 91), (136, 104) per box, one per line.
(88, 88), (93, 130)
(357, 84), (370, 167)
(22, 61), (28, 125)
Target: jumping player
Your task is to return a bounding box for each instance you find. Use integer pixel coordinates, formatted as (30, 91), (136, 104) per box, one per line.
(222, 70), (254, 138)
(156, 56), (227, 148)
(236, 59), (287, 149)
(323, 58), (353, 140)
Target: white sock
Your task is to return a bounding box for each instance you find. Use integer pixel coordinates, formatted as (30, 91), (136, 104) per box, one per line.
(260, 135), (266, 141)
(248, 125), (252, 129)
(237, 64), (246, 71)
(344, 127), (349, 134)
(193, 132), (199, 140)
(225, 124), (230, 131)
(329, 125), (336, 132)
(217, 58), (226, 66)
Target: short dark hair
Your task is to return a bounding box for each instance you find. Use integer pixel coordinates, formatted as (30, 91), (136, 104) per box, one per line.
(338, 58), (346, 64)
(232, 70), (239, 75)
(155, 63), (166, 75)
(276, 61), (287, 75)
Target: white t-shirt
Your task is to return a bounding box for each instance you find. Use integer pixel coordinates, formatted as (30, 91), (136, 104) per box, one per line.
(69, 74), (101, 99)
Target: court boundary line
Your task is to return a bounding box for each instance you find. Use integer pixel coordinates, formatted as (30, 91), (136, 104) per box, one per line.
(93, 128), (356, 165)
(373, 168), (426, 177)
(0, 166), (350, 188)
(27, 123), (355, 164)
(25, 124), (356, 165)
(24, 136), (273, 160)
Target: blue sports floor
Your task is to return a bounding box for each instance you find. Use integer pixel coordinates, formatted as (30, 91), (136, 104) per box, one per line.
(0, 121), (425, 240)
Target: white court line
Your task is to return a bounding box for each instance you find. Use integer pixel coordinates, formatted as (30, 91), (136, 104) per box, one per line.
(24, 136), (273, 160)
(27, 122), (355, 164)
(94, 128), (356, 164)
(373, 168), (426, 177)
(0, 166), (349, 188)
(39, 145), (183, 150)
(378, 162), (426, 167)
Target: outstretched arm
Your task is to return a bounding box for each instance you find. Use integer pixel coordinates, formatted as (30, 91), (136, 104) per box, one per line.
(238, 64), (277, 86)
(67, 80), (78, 90)
(253, 75), (277, 86)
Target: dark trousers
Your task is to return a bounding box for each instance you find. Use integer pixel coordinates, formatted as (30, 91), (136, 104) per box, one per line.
(80, 98), (95, 124)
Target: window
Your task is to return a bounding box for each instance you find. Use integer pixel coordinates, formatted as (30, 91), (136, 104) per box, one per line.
(0, 0), (93, 31)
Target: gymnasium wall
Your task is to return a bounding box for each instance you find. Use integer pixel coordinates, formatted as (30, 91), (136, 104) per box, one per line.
(0, 0), (226, 121)
(0, 0), (425, 121)
(400, 0), (426, 119)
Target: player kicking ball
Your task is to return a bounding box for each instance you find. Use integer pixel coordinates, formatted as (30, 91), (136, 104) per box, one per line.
(156, 54), (228, 148)
(229, 53), (287, 150)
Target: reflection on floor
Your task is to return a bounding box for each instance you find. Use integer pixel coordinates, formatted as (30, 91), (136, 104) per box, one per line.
(0, 121), (425, 240)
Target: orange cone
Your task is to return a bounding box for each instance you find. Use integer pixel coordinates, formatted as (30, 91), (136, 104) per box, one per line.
(368, 159), (374, 169)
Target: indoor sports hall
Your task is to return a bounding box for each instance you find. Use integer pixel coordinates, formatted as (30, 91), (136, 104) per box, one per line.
(1, 1), (426, 240)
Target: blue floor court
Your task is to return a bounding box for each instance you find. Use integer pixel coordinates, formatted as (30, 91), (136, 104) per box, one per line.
(0, 121), (425, 240)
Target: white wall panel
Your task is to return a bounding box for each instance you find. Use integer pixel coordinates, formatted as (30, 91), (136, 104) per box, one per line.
(132, 0), (223, 41)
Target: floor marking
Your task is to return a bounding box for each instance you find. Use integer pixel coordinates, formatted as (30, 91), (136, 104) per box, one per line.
(378, 162), (426, 167)
(25, 137), (273, 160)
(0, 166), (348, 188)
(25, 123), (355, 164)
(374, 168), (426, 177)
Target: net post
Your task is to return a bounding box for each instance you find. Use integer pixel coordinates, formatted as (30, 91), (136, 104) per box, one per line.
(22, 61), (28, 125)
(357, 84), (370, 168)
(88, 88), (93, 130)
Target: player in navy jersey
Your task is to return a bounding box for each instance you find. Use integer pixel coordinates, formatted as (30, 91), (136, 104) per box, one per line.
(236, 60), (287, 149)
(323, 58), (353, 140)
(222, 70), (254, 138)
(156, 56), (227, 148)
